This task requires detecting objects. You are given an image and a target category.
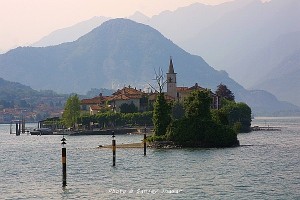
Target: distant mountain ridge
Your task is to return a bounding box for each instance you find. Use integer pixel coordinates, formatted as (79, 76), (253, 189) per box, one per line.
(0, 18), (299, 116)
(0, 77), (38, 100)
(28, 0), (300, 108)
(32, 16), (111, 47)
(2, 19), (240, 93)
(253, 49), (300, 107)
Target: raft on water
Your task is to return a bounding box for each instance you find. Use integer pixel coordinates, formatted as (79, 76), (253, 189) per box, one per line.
(251, 126), (281, 131)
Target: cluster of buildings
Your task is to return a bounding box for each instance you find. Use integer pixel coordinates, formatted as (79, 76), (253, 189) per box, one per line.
(0, 97), (65, 124)
(81, 58), (220, 115)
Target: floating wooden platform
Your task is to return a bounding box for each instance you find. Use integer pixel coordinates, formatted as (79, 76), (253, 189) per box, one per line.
(98, 142), (144, 148)
(251, 126), (281, 131)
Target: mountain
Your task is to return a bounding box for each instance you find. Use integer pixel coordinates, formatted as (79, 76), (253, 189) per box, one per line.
(238, 90), (300, 116)
(30, 0), (300, 89)
(252, 48), (300, 107)
(0, 18), (299, 116)
(1, 18), (242, 93)
(0, 77), (38, 101)
(148, 0), (253, 47)
(31, 1), (251, 48)
(128, 11), (150, 24)
(180, 0), (300, 86)
(145, 0), (300, 107)
(32, 16), (110, 47)
(0, 77), (68, 123)
(31, 12), (150, 48)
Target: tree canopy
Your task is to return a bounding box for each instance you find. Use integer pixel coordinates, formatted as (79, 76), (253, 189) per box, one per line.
(119, 102), (138, 113)
(184, 89), (212, 120)
(216, 99), (252, 133)
(216, 83), (235, 101)
(152, 93), (172, 136)
(166, 90), (239, 147)
(62, 94), (81, 128)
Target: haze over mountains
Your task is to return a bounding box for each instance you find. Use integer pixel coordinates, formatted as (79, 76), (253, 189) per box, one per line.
(28, 0), (300, 107)
(1, 19), (240, 93)
(167, 0), (300, 106)
(32, 16), (111, 47)
(0, 18), (298, 116)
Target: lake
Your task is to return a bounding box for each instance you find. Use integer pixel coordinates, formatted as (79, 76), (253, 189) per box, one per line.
(0, 117), (299, 199)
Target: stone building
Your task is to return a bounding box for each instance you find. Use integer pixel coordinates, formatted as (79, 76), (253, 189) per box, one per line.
(166, 58), (220, 109)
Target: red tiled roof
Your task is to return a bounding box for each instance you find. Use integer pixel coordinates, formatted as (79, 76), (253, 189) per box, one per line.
(176, 83), (205, 93)
(176, 87), (189, 92)
(81, 96), (108, 105)
(109, 87), (144, 101)
(113, 87), (144, 96)
(188, 83), (205, 90)
(90, 105), (103, 111)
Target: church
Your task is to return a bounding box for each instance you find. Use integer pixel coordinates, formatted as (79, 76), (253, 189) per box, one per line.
(81, 58), (220, 114)
(166, 58), (220, 110)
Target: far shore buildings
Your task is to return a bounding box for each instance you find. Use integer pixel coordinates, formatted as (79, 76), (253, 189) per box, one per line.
(81, 58), (220, 114)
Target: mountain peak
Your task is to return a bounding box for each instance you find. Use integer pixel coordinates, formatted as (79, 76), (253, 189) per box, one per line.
(128, 11), (150, 23)
(1, 16), (299, 115)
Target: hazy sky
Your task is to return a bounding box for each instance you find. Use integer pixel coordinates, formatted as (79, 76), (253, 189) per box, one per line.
(0, 0), (268, 52)
(0, 0), (236, 52)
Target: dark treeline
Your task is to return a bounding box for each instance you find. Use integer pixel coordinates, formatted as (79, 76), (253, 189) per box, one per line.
(78, 111), (153, 129)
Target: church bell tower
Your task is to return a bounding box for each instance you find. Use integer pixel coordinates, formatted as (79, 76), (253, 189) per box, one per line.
(166, 57), (177, 99)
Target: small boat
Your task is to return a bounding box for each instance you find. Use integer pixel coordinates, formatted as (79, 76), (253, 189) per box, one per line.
(30, 128), (53, 135)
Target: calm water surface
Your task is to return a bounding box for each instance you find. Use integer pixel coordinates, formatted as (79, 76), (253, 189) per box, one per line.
(0, 117), (299, 199)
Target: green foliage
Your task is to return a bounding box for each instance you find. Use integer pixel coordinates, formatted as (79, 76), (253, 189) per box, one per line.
(166, 118), (199, 146)
(152, 93), (172, 136)
(184, 90), (212, 120)
(220, 100), (252, 133)
(147, 134), (167, 142)
(62, 94), (81, 128)
(78, 111), (153, 128)
(172, 101), (185, 120)
(166, 90), (239, 147)
(119, 102), (138, 113)
(41, 117), (63, 129)
(211, 109), (229, 126)
(78, 113), (93, 128)
(233, 122), (242, 133)
(203, 123), (238, 147)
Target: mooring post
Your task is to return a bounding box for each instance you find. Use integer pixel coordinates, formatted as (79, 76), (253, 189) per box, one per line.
(16, 122), (21, 136)
(15, 123), (18, 135)
(10, 122), (12, 134)
(22, 117), (25, 133)
(18, 120), (21, 135)
(61, 136), (67, 187)
(144, 126), (147, 156)
(112, 131), (116, 166)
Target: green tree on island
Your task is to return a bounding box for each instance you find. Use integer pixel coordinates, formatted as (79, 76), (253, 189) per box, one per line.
(166, 90), (239, 147)
(62, 94), (81, 128)
(149, 67), (172, 138)
(214, 100), (252, 133)
(153, 93), (172, 137)
(216, 83), (235, 101)
(214, 83), (252, 133)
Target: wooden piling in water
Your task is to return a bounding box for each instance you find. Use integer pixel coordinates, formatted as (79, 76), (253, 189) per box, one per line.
(16, 122), (20, 136)
(61, 136), (67, 187)
(21, 117), (25, 133)
(144, 127), (147, 156)
(112, 131), (116, 166)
